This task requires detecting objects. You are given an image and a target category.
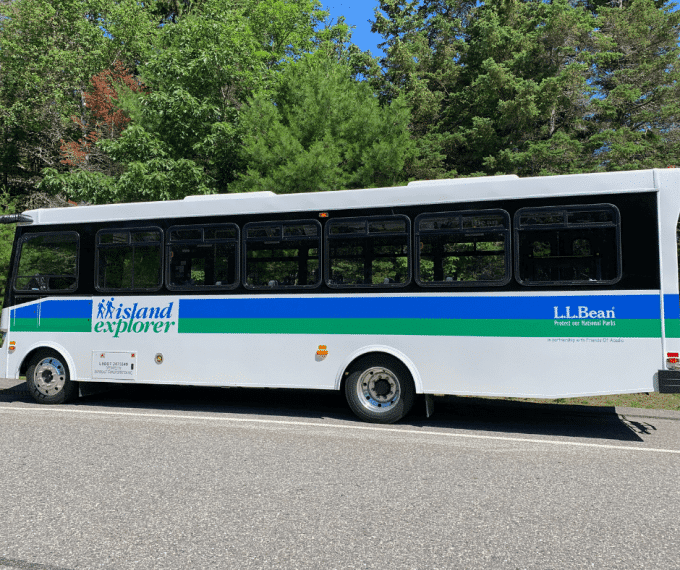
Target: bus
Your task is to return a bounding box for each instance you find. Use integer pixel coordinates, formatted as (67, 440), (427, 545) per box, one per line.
(1, 168), (679, 423)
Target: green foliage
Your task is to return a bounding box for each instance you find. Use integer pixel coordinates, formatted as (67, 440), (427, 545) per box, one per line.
(111, 0), (344, 193)
(234, 49), (415, 193)
(587, 0), (680, 170)
(41, 168), (117, 204)
(0, 188), (19, 310)
(2, 0), (680, 206)
(371, 0), (472, 179)
(0, 0), (158, 195)
(79, 0), (261, 200)
(47, 0), (356, 202)
(372, 0), (680, 176)
(375, 0), (597, 176)
(455, 0), (595, 175)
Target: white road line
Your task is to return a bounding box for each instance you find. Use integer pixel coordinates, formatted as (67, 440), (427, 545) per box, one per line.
(1, 404), (679, 454)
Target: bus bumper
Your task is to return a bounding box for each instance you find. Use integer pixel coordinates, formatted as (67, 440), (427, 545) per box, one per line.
(658, 370), (680, 393)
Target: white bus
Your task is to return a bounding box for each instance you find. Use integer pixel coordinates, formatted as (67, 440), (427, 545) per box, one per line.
(1, 169), (679, 423)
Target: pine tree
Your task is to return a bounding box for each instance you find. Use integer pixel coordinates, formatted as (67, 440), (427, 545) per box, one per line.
(586, 0), (680, 170)
(233, 48), (415, 193)
(374, 0), (680, 176)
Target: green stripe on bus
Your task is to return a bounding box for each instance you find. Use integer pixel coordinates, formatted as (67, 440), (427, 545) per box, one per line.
(11, 318), (91, 333)
(177, 318), (661, 338)
(665, 319), (680, 338)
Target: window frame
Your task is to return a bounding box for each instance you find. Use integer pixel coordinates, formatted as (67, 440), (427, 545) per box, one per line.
(12, 231), (80, 294)
(166, 223), (240, 292)
(95, 226), (164, 293)
(514, 203), (622, 286)
(414, 209), (511, 288)
(325, 214), (412, 289)
(242, 219), (322, 291)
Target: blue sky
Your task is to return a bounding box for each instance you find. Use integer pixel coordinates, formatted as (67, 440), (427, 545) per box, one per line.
(323, 1), (385, 57)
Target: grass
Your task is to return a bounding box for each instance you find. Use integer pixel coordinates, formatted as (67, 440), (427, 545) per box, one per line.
(502, 392), (680, 411)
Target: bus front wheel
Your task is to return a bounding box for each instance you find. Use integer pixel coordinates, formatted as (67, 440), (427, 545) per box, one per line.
(344, 356), (415, 423)
(26, 350), (77, 405)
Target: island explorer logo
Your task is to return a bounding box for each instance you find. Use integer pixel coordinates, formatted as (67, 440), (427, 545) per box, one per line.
(95, 297), (175, 338)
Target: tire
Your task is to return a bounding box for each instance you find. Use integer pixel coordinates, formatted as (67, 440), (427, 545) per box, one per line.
(344, 355), (415, 423)
(26, 350), (77, 405)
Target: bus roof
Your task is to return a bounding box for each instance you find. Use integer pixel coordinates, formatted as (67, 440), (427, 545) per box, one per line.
(18, 169), (667, 226)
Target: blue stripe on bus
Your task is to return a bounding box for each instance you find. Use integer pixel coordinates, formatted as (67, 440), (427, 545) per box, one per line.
(8, 296), (662, 321)
(12, 299), (92, 319)
(178, 295), (660, 320)
(664, 295), (680, 319)
(11, 305), (36, 319)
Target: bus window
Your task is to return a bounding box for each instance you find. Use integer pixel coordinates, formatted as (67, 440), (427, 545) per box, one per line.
(14, 232), (79, 292)
(244, 221), (321, 289)
(326, 215), (411, 288)
(167, 224), (239, 290)
(415, 210), (510, 287)
(515, 205), (621, 285)
(96, 228), (163, 291)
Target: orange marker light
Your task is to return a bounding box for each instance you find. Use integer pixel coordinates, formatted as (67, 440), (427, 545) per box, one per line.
(316, 345), (328, 359)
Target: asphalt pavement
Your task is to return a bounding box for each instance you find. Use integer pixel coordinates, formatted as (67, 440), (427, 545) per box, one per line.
(1, 379), (679, 569)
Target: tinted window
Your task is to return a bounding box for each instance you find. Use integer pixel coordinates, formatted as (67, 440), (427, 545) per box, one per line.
(14, 232), (78, 292)
(96, 228), (162, 291)
(326, 216), (410, 288)
(416, 210), (510, 286)
(244, 221), (321, 289)
(515, 205), (621, 285)
(168, 224), (239, 290)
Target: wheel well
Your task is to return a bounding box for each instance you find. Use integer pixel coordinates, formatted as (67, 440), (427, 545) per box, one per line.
(339, 351), (414, 395)
(20, 347), (66, 376)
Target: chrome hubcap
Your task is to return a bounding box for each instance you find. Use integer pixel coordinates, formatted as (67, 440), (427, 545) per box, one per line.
(33, 358), (66, 396)
(356, 366), (400, 413)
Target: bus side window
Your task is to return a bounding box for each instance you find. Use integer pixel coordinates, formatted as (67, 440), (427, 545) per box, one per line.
(514, 205), (621, 285)
(96, 228), (163, 292)
(243, 221), (321, 290)
(13, 232), (79, 293)
(167, 224), (239, 290)
(415, 210), (510, 287)
(325, 216), (411, 289)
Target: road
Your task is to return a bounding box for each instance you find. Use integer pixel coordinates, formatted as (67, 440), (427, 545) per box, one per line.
(0, 382), (679, 570)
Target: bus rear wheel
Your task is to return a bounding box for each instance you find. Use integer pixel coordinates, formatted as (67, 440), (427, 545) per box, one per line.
(26, 350), (76, 405)
(345, 356), (415, 423)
